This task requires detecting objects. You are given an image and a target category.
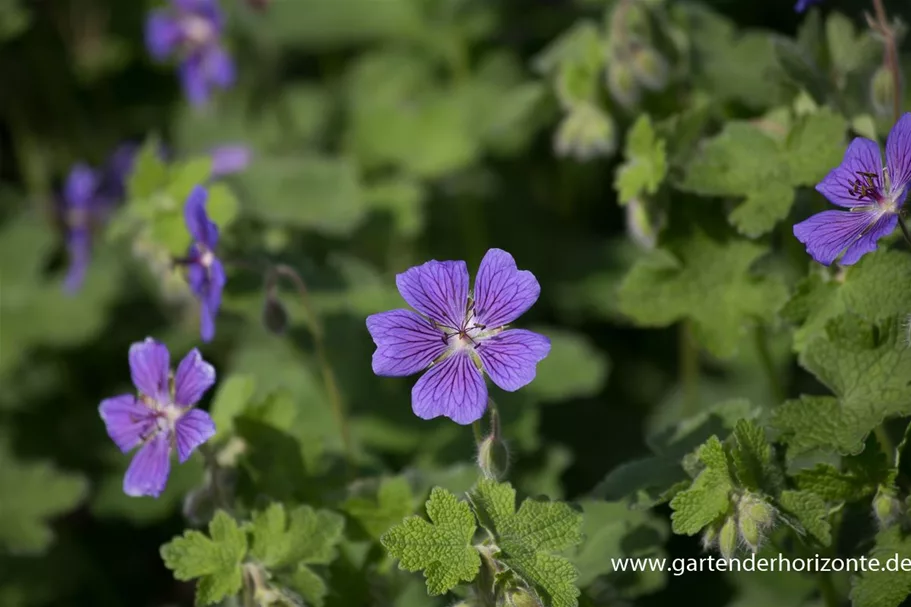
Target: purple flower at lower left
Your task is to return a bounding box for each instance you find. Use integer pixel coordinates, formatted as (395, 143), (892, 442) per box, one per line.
(99, 338), (216, 498)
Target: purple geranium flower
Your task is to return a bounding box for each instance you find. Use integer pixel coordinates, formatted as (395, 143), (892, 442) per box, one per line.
(794, 113), (911, 266)
(795, 0), (823, 12)
(145, 0), (235, 106)
(99, 338), (216, 497)
(61, 164), (98, 292)
(210, 144), (252, 177)
(183, 185), (225, 342)
(366, 248), (551, 425)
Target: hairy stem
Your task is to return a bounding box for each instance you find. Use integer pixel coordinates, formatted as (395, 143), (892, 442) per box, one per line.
(198, 443), (231, 512)
(679, 321), (699, 415)
(871, 0), (903, 122)
(473, 420), (484, 446)
(272, 264), (355, 465)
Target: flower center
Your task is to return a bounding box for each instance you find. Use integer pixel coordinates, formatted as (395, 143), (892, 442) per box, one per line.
(181, 14), (215, 48)
(66, 207), (89, 228)
(140, 393), (185, 436)
(442, 310), (500, 351)
(199, 248), (215, 269)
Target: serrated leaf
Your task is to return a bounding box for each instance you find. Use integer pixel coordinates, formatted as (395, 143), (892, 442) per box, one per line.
(772, 36), (831, 104)
(773, 315), (911, 455)
(851, 525), (911, 607)
(617, 230), (787, 358)
(783, 109), (847, 185)
(615, 114), (667, 205)
(160, 510), (247, 606)
(344, 476), (415, 541)
(469, 479), (583, 607)
(794, 433), (893, 501)
(0, 444), (88, 554)
(777, 490), (831, 545)
(250, 503), (345, 569)
(381, 487), (480, 595)
(729, 419), (778, 493)
(669, 436), (733, 535)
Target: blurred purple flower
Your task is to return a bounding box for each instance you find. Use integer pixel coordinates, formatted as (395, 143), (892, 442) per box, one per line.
(99, 338), (216, 498)
(795, 0), (823, 12)
(145, 0), (235, 106)
(366, 248), (551, 425)
(209, 144), (251, 176)
(183, 185), (225, 342)
(794, 113), (911, 266)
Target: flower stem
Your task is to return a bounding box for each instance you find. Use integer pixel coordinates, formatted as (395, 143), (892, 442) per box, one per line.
(198, 443), (231, 513)
(874, 423), (896, 466)
(272, 264), (355, 466)
(472, 420), (484, 446)
(754, 325), (784, 405)
(679, 321), (699, 416)
(870, 0), (903, 123)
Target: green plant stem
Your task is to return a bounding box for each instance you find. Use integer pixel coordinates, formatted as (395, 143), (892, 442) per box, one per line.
(198, 443), (230, 512)
(679, 321), (699, 415)
(874, 424), (896, 465)
(472, 420), (484, 446)
(754, 325), (784, 404)
(273, 265), (355, 466)
(871, 0), (903, 123)
(817, 570), (841, 607)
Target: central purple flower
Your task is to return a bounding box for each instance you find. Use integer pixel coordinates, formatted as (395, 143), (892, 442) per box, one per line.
(367, 248), (551, 425)
(99, 338), (216, 498)
(146, 0), (235, 106)
(794, 113), (911, 266)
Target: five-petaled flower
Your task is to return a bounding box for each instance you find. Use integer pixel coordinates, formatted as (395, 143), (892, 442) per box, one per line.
(183, 185), (226, 342)
(146, 0), (235, 106)
(366, 248), (551, 425)
(99, 338), (216, 498)
(794, 113), (911, 266)
(795, 0), (823, 12)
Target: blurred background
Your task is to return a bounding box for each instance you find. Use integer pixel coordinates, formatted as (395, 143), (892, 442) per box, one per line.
(0, 0), (907, 605)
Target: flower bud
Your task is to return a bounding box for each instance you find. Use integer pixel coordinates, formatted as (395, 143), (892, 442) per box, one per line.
(606, 60), (640, 109)
(556, 61), (597, 109)
(262, 293), (289, 335)
(553, 103), (616, 161)
(502, 588), (542, 607)
(625, 197), (660, 249)
(701, 521), (720, 552)
(477, 433), (510, 481)
(737, 493), (776, 553)
(630, 46), (669, 91)
(718, 516), (737, 560)
(870, 66), (895, 117)
(873, 485), (903, 529)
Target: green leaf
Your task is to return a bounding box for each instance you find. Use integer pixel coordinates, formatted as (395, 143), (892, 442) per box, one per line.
(127, 137), (167, 200)
(615, 115), (667, 205)
(729, 419), (778, 493)
(777, 490), (831, 545)
(208, 374), (257, 440)
(524, 327), (609, 401)
(772, 36), (831, 104)
(783, 109), (848, 186)
(160, 510), (248, 606)
(249, 503), (345, 569)
(669, 436), (733, 535)
(0, 444), (88, 554)
(773, 315), (911, 455)
(381, 487), (480, 595)
(469, 479), (583, 607)
(793, 434), (893, 502)
(851, 525), (911, 607)
(344, 476), (415, 541)
(617, 230), (787, 358)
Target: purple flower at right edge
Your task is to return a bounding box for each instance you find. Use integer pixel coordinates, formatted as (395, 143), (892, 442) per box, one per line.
(99, 338), (216, 498)
(183, 185), (225, 342)
(794, 113), (911, 266)
(145, 0), (234, 106)
(795, 0), (823, 12)
(366, 248), (551, 425)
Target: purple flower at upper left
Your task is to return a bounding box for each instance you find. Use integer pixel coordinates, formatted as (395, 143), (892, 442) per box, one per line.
(99, 338), (216, 498)
(146, 0), (235, 106)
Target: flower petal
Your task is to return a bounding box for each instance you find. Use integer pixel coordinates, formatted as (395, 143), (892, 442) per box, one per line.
(145, 12), (180, 61)
(123, 432), (171, 498)
(180, 54), (210, 106)
(175, 409), (216, 463)
(210, 145), (251, 176)
(793, 209), (892, 266)
(366, 309), (448, 377)
(183, 185), (218, 248)
(472, 248), (541, 328)
(395, 260), (469, 329)
(129, 338), (171, 402)
(99, 394), (156, 453)
(198, 258), (226, 342)
(174, 349), (216, 406)
(816, 138), (884, 208)
(203, 45), (235, 89)
(64, 227), (91, 294)
(886, 113), (911, 198)
(63, 163), (97, 208)
(476, 329), (551, 392)
(412, 352), (487, 425)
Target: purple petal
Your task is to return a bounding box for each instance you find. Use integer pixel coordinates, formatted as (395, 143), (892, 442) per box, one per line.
(187, 256), (207, 298)
(210, 145), (251, 176)
(180, 54), (210, 106)
(816, 138), (884, 208)
(63, 164), (97, 208)
(366, 309), (448, 377)
(200, 259), (225, 342)
(174, 0), (223, 29)
(396, 260), (469, 330)
(472, 248), (541, 328)
(175, 409), (216, 463)
(184, 186), (218, 247)
(98, 394), (156, 453)
(886, 113), (911, 199)
(476, 329), (551, 392)
(411, 352), (487, 425)
(203, 45), (235, 89)
(793, 209), (894, 266)
(128, 338), (171, 402)
(64, 227), (91, 294)
(123, 432), (171, 498)
(145, 12), (180, 61)
(173, 349), (216, 406)
(794, 0), (822, 12)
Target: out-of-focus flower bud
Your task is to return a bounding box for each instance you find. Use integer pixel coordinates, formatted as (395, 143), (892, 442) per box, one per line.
(718, 516), (737, 560)
(870, 65), (895, 116)
(262, 292), (289, 335)
(630, 46), (669, 91)
(606, 59), (640, 109)
(873, 485), (903, 529)
(554, 103), (617, 161)
(701, 520), (720, 552)
(477, 433), (510, 481)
